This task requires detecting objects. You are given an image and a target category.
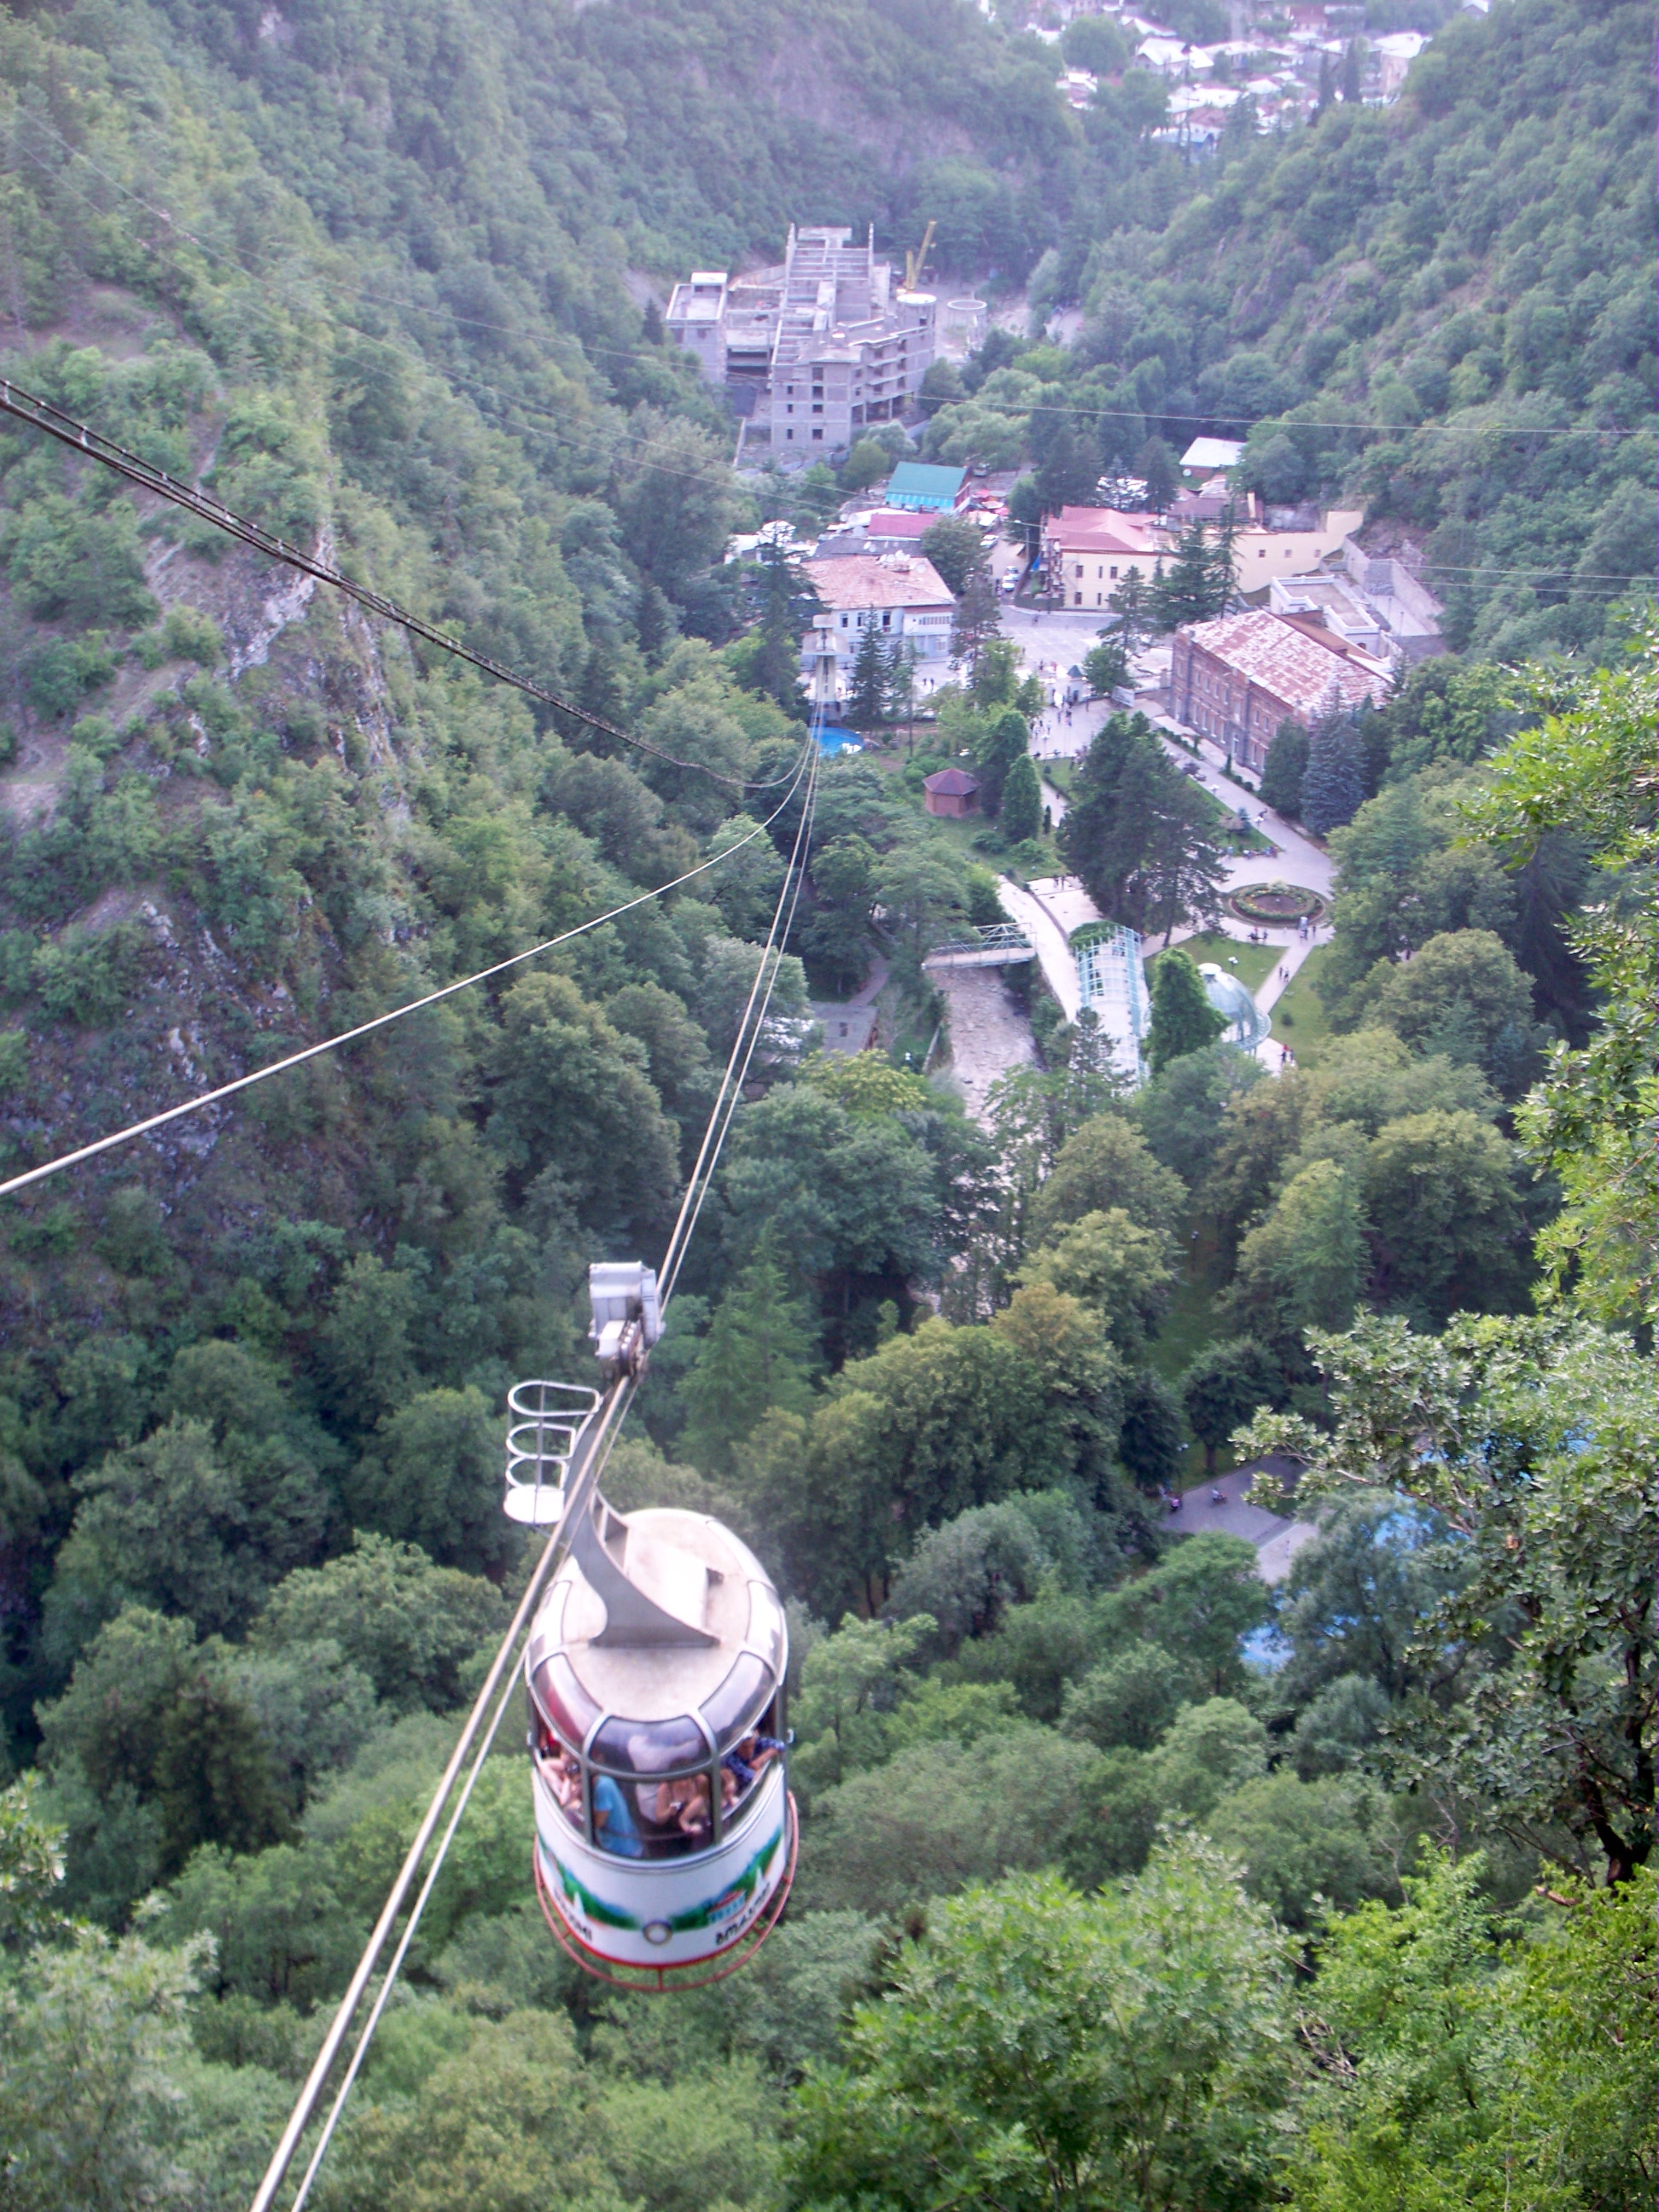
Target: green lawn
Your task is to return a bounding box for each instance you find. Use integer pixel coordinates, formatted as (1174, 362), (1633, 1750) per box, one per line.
(1146, 932), (1277, 994)
(1270, 943), (1334, 1061)
(1185, 773), (1273, 855)
(1149, 1266), (1218, 1387)
(888, 765), (1063, 882)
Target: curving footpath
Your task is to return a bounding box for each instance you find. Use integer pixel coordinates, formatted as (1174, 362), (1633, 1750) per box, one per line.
(996, 876), (1083, 1022)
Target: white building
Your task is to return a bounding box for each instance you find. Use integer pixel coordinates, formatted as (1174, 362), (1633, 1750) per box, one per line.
(665, 226), (935, 456)
(800, 553), (956, 687)
(1339, 540), (1444, 656)
(1179, 434), (1245, 474)
(1372, 29), (1427, 97)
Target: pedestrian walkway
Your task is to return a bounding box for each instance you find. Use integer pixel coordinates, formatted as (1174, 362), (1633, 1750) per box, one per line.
(1249, 930), (1322, 1070)
(1004, 627), (1339, 1079)
(1254, 934), (1315, 1018)
(996, 876), (1083, 1022)
(808, 952), (889, 1056)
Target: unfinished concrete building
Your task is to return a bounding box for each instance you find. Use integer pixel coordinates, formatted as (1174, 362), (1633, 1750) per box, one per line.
(665, 225), (935, 454)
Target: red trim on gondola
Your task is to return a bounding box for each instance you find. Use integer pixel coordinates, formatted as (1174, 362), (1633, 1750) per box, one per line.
(533, 1794), (799, 1993)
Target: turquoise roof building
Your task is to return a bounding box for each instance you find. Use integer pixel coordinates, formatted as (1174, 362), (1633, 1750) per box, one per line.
(885, 461), (966, 512)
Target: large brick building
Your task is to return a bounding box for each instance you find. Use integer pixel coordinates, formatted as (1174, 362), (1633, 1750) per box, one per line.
(1171, 610), (1393, 772)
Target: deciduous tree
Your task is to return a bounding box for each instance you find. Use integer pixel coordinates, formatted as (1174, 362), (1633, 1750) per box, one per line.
(1242, 1313), (1656, 1885)
(1032, 1109), (1186, 1249)
(786, 1843), (1293, 2212)
(1181, 1336), (1278, 1475)
(1146, 946), (1227, 1072)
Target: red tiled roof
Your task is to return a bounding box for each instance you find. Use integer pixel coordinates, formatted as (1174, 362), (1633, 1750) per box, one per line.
(1044, 505), (1167, 558)
(1183, 609), (1391, 717)
(923, 766), (980, 795)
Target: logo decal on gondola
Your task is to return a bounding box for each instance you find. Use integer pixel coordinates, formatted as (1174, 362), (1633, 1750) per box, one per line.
(546, 1825), (783, 1934)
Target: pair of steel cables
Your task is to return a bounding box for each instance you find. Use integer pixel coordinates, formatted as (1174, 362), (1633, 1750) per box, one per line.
(0, 374), (815, 1202)
(250, 728), (822, 2212)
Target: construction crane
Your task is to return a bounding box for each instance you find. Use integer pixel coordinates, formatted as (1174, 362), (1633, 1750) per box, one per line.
(904, 218), (937, 293)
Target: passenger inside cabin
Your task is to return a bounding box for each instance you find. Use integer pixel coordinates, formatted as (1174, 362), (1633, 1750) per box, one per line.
(550, 1754), (582, 1823)
(722, 1731), (784, 1799)
(592, 1769), (645, 1857)
(536, 1732), (584, 1828)
(650, 1771), (713, 1846)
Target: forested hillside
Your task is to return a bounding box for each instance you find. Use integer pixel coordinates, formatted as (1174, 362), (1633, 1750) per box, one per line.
(927, 0), (1656, 661)
(0, 1), (1650, 2207)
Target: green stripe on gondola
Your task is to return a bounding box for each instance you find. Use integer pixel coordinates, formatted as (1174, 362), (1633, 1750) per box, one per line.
(666, 1825), (783, 1933)
(547, 1825), (783, 1935)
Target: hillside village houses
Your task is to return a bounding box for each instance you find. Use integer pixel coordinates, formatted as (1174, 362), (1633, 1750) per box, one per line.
(1027, 1), (1429, 135)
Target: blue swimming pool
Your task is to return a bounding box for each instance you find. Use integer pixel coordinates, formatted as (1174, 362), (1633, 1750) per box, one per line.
(817, 725), (864, 755)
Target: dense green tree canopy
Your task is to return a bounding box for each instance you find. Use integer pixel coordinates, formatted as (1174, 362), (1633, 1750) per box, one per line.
(787, 1844), (1294, 2212)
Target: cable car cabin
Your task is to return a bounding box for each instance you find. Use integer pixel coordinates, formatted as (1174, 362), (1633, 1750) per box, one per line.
(524, 1494), (795, 1982)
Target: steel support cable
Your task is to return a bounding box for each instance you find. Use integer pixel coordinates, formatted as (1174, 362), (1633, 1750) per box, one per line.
(658, 725), (822, 1311)
(0, 374), (801, 790)
(658, 816), (817, 1307)
(0, 737), (814, 1204)
(654, 733), (820, 1309)
(247, 1367), (638, 2212)
(251, 743), (822, 2212)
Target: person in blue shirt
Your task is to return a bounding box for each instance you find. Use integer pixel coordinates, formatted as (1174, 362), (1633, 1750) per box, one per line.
(591, 1770), (644, 1858)
(721, 1732), (784, 1799)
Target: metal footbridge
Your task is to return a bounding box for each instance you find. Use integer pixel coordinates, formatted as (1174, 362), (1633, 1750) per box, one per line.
(923, 923), (1035, 969)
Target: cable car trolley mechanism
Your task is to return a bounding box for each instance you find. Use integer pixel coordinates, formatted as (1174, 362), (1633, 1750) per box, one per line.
(509, 1263), (795, 1989)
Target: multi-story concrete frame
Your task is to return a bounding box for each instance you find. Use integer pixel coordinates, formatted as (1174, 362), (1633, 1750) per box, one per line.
(666, 226), (935, 453)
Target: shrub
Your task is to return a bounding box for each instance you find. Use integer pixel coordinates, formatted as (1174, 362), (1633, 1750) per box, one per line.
(31, 923), (149, 1024)
(160, 604), (224, 666)
(26, 635), (118, 719)
(3, 496), (156, 626)
(0, 1029), (27, 1093)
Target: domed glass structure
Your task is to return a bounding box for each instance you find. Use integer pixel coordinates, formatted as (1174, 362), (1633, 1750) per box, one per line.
(1199, 963), (1271, 1050)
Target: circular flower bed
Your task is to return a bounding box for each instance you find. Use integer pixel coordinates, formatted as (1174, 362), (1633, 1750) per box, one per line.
(1228, 881), (1324, 925)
